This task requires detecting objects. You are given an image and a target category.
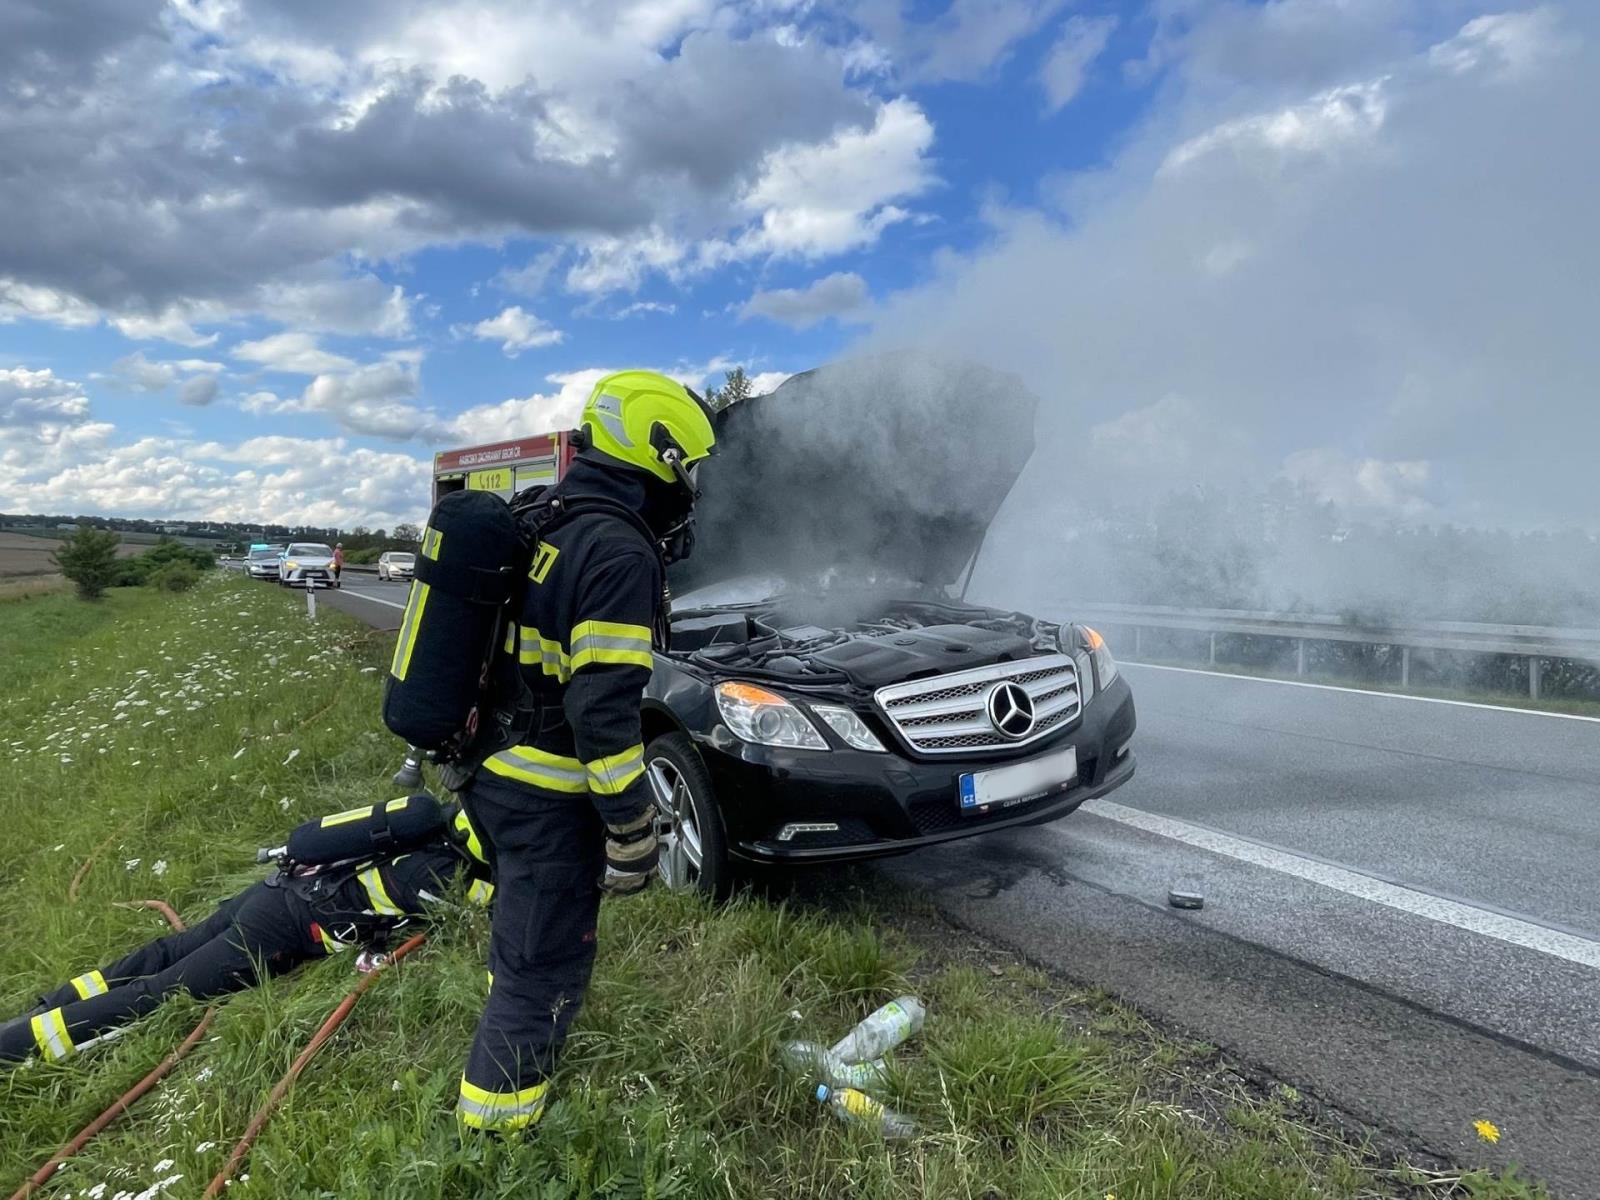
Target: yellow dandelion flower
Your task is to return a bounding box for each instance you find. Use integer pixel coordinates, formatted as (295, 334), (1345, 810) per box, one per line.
(1474, 1119), (1501, 1144)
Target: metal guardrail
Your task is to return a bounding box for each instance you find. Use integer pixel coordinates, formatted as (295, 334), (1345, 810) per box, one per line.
(1062, 601), (1600, 699)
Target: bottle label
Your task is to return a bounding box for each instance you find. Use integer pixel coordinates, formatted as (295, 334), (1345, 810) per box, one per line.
(838, 1088), (885, 1123)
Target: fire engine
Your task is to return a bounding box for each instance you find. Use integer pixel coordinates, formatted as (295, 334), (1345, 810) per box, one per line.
(430, 432), (577, 505)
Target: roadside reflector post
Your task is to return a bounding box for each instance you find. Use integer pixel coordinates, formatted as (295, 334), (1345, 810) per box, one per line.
(1296, 638), (1306, 676)
(1133, 626), (1142, 657)
(1208, 632), (1217, 666)
(1401, 645), (1411, 688)
(306, 576), (317, 622)
(1529, 655), (1542, 700)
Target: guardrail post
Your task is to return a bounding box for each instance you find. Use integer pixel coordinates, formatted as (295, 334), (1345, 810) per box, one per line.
(1296, 638), (1306, 676)
(1209, 632), (1217, 666)
(1529, 656), (1541, 700)
(1401, 646), (1411, 688)
(1134, 626), (1142, 657)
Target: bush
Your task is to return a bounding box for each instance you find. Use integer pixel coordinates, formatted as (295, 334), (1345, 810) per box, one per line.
(346, 547), (380, 564)
(51, 527), (122, 600)
(149, 561), (202, 592)
(111, 539), (217, 588)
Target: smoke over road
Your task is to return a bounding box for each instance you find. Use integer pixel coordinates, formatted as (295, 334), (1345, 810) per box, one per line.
(848, 2), (1600, 624)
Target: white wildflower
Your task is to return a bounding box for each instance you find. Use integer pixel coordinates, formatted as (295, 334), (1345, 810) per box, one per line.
(232, 747), (246, 760)
(282, 749), (300, 766)
(53, 843), (65, 851)
(151, 860), (168, 878)
(279, 797), (292, 812)
(60, 755), (73, 764)
(195, 1142), (216, 1154)
(125, 859), (141, 871)
(152, 1161), (174, 1175)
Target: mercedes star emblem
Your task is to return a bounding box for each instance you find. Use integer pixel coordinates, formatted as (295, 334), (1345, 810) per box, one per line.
(986, 681), (1036, 739)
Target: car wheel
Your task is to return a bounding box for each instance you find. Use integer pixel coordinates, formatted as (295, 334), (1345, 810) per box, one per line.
(645, 732), (731, 899)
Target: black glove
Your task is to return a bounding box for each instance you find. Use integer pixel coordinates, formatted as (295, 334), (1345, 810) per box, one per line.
(601, 806), (658, 896)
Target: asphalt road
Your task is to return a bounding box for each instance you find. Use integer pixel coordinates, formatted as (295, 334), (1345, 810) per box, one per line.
(262, 567), (1600, 1194)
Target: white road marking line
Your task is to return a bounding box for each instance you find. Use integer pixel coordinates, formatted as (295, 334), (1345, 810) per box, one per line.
(1081, 798), (1600, 971)
(332, 588), (407, 611)
(1123, 661), (1600, 724)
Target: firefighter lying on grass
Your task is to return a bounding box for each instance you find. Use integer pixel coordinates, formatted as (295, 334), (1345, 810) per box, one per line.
(0, 795), (490, 1066)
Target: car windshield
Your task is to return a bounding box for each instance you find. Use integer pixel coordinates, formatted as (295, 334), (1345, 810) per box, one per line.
(288, 544), (332, 556)
(248, 549), (279, 560)
(389, 553), (415, 563)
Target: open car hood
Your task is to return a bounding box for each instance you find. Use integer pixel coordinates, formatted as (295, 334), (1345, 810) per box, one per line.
(670, 352), (1037, 593)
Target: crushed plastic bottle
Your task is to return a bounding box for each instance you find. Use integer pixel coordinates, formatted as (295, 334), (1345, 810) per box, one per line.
(783, 1041), (888, 1090)
(815, 1084), (915, 1138)
(829, 996), (926, 1065)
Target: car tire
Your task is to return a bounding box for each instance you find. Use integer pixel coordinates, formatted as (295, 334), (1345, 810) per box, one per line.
(645, 731), (732, 900)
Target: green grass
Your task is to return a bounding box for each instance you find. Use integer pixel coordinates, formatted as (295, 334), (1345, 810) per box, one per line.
(0, 579), (1551, 1199)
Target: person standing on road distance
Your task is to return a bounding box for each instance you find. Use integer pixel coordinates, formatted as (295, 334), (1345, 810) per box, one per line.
(332, 542), (344, 582)
(456, 370), (716, 1135)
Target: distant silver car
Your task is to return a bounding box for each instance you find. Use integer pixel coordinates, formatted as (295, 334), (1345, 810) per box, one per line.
(245, 547), (285, 579)
(377, 551), (415, 582)
(278, 542), (339, 588)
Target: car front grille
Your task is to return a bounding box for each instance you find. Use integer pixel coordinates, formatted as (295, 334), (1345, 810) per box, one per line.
(874, 655), (1082, 757)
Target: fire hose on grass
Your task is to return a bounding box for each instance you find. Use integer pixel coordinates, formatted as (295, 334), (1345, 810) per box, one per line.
(202, 932), (427, 1198)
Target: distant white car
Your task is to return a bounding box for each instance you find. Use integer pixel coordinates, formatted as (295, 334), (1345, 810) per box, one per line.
(245, 547), (285, 579)
(377, 551), (416, 582)
(278, 542), (339, 588)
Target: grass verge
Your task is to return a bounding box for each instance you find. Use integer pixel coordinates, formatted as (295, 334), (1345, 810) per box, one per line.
(0, 578), (1551, 1199)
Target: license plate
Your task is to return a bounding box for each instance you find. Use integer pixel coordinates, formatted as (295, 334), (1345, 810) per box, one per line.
(958, 747), (1078, 813)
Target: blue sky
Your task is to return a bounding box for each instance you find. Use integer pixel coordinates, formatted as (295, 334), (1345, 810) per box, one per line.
(2, 1), (1596, 531)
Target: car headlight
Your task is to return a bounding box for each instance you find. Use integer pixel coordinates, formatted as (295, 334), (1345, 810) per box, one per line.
(715, 682), (827, 750)
(811, 704), (887, 752)
(284, 560), (299, 570)
(1080, 626), (1118, 688)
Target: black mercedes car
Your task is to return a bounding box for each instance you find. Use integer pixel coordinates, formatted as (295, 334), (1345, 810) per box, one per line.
(639, 355), (1137, 894)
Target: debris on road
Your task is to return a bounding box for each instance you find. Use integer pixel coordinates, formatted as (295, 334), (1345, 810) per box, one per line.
(1168, 889), (1205, 910)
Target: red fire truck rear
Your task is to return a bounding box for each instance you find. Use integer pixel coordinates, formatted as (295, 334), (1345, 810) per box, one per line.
(431, 432), (577, 505)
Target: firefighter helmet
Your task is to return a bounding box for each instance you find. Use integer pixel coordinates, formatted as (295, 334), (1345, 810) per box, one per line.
(578, 370), (716, 490)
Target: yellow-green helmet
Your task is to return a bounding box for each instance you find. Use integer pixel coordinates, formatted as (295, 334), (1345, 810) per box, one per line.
(579, 370), (716, 489)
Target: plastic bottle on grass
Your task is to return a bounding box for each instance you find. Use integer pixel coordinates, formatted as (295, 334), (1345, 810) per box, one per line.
(815, 1084), (915, 1138)
(828, 996), (925, 1064)
(783, 1041), (888, 1090)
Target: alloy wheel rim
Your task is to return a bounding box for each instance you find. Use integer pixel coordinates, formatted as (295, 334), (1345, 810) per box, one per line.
(647, 758), (703, 890)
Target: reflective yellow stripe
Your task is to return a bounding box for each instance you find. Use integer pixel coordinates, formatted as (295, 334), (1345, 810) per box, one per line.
(32, 1008), (74, 1061)
(321, 805), (371, 828)
(457, 1077), (549, 1131)
(422, 527), (444, 559)
(468, 879), (495, 907)
(585, 743), (646, 796)
(358, 867), (404, 917)
(570, 620), (654, 673)
(313, 923), (351, 954)
(386, 797), (410, 812)
(515, 627), (571, 681)
(483, 746), (587, 794)
(70, 970), (108, 1000)
(390, 581), (431, 682)
(504, 621), (517, 654)
(454, 809), (486, 864)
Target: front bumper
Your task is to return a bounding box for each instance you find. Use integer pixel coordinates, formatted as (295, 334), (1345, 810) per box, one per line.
(697, 677), (1137, 864)
(282, 567), (334, 586)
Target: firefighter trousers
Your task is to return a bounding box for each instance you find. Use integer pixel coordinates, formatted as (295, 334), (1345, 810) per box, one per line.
(1, 882), (316, 1064)
(458, 777), (605, 1132)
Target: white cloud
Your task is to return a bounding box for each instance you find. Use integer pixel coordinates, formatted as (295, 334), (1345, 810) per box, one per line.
(257, 275), (414, 337)
(443, 369), (603, 444)
(0, 280), (100, 328)
(1161, 79), (1389, 174)
(178, 375), (221, 407)
(109, 310), (221, 348)
(743, 272), (870, 329)
(232, 332), (357, 376)
(614, 300), (677, 319)
(1039, 15), (1117, 112)
(466, 306), (565, 356)
(296, 358), (433, 440)
(1, 367), (91, 427)
(747, 370), (791, 395)
(567, 230), (688, 297)
(728, 98), (935, 260)
(105, 352), (225, 394)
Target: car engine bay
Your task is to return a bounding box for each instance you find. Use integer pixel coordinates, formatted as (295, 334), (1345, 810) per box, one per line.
(668, 597), (1068, 692)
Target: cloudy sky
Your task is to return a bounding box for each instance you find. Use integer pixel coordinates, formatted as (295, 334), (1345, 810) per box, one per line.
(1, 0), (1594, 531)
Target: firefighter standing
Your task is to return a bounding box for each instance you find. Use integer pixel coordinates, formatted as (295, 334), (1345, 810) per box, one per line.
(456, 370), (715, 1134)
(1, 803), (491, 1066)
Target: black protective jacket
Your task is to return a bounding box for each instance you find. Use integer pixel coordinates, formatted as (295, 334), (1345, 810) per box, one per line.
(477, 459), (664, 828)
